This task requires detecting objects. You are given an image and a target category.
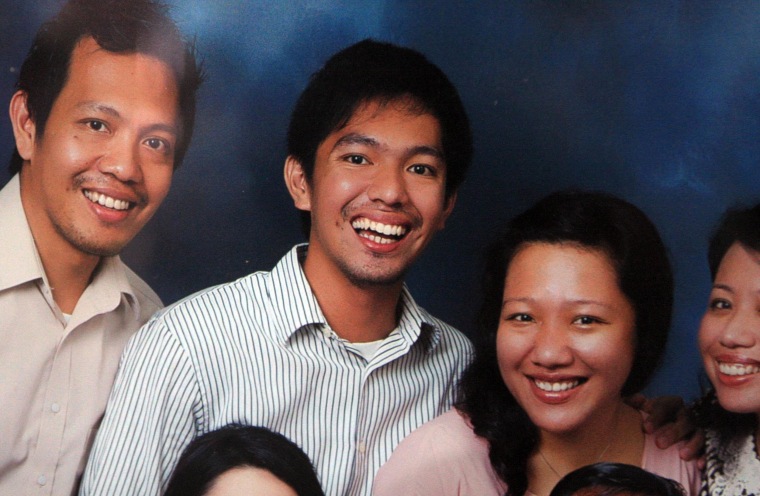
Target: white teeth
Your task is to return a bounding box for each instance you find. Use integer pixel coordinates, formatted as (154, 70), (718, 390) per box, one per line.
(360, 233), (394, 244)
(718, 362), (760, 376)
(534, 379), (581, 392)
(351, 218), (407, 237)
(84, 190), (131, 211)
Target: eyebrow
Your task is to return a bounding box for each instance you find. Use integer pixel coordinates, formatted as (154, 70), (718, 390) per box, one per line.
(332, 133), (443, 159)
(75, 101), (178, 136)
(501, 297), (617, 310)
(76, 101), (121, 118)
(712, 283), (734, 293)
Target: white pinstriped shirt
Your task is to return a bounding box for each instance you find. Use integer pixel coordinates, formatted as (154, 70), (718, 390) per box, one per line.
(79, 245), (473, 496)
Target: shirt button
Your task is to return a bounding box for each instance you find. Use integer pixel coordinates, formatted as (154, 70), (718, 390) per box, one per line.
(51, 403), (61, 413)
(358, 440), (366, 454)
(37, 475), (47, 486)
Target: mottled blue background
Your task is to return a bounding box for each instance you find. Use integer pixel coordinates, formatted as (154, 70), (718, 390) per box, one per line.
(3, 1), (760, 400)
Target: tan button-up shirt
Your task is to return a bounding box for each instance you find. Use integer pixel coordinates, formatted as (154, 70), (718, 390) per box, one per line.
(0, 175), (162, 496)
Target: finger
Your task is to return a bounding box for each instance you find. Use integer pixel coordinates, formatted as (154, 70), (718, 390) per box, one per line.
(654, 424), (678, 449)
(677, 428), (705, 462)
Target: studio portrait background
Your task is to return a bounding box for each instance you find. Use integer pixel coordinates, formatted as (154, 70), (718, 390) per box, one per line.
(2, 0), (759, 401)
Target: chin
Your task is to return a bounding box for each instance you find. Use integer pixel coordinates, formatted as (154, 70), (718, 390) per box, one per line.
(716, 393), (760, 415)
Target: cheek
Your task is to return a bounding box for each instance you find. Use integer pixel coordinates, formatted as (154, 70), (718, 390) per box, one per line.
(411, 188), (447, 218)
(696, 316), (716, 355)
(144, 167), (173, 204)
(495, 329), (526, 381)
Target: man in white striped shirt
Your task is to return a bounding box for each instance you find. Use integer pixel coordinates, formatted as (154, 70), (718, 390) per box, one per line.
(81, 39), (474, 496)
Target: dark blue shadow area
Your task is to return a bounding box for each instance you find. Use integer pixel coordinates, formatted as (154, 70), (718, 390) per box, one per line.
(3, 0), (760, 400)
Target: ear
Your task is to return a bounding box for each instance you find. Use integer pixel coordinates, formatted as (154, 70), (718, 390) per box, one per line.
(284, 155), (312, 211)
(9, 90), (36, 161)
(437, 190), (457, 231)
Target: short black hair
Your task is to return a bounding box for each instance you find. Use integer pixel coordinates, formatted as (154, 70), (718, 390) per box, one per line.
(164, 424), (324, 496)
(549, 463), (686, 496)
(458, 190), (674, 496)
(9, 0), (203, 174)
(286, 39), (472, 235)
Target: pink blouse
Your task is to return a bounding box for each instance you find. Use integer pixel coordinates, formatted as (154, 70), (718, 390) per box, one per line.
(373, 409), (701, 495)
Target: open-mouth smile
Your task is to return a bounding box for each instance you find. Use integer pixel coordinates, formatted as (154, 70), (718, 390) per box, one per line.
(352, 217), (408, 245)
(84, 190), (133, 211)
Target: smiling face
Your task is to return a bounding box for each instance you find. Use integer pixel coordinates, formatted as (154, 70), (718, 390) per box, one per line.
(496, 242), (636, 436)
(13, 36), (179, 260)
(699, 242), (760, 415)
(288, 98), (455, 288)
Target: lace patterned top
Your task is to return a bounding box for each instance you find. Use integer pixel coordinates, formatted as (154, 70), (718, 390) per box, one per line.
(700, 428), (760, 495)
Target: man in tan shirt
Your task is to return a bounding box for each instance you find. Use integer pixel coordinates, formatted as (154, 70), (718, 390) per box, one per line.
(0, 0), (203, 494)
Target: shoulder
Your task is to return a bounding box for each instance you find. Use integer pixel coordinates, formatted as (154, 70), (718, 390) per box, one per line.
(122, 263), (163, 314)
(702, 428), (760, 496)
(402, 409), (481, 447)
(374, 410), (505, 496)
(125, 269), (273, 358)
(642, 430), (701, 493)
(154, 269), (272, 325)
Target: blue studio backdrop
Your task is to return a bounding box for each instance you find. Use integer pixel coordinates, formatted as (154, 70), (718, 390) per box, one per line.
(2, 0), (760, 400)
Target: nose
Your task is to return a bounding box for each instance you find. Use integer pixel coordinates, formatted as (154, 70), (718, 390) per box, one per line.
(718, 309), (758, 349)
(531, 322), (573, 368)
(366, 164), (408, 206)
(98, 136), (143, 183)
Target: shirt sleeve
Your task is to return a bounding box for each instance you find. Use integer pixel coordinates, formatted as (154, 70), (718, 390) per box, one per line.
(79, 316), (201, 496)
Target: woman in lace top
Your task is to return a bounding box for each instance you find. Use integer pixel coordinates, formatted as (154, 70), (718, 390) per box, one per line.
(696, 203), (760, 495)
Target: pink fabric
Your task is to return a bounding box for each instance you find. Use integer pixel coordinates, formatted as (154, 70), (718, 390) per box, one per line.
(373, 409), (701, 496)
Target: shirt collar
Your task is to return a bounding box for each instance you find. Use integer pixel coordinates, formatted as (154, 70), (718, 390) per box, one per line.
(0, 174), (139, 319)
(0, 175), (46, 291)
(268, 244), (442, 352)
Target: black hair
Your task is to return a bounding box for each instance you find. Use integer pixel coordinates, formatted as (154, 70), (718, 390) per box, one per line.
(707, 203), (760, 279)
(9, 0), (204, 174)
(286, 39), (472, 235)
(163, 424), (324, 496)
(457, 190), (674, 496)
(694, 202), (760, 440)
(549, 463), (686, 496)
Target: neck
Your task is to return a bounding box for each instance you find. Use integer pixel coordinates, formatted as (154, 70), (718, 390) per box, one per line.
(39, 246), (99, 314)
(528, 402), (644, 496)
(302, 252), (403, 343)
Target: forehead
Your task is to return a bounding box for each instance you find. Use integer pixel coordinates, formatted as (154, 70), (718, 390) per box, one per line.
(59, 36), (180, 110)
(321, 98), (443, 152)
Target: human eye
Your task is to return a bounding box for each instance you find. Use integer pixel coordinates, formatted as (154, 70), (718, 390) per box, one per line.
(505, 313), (534, 323)
(708, 298), (732, 311)
(83, 119), (108, 133)
(343, 154), (370, 165)
(572, 315), (604, 326)
(145, 137), (166, 151)
(409, 163), (436, 176)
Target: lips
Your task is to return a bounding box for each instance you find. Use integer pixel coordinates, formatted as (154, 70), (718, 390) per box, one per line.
(351, 217), (408, 245)
(527, 375), (588, 405)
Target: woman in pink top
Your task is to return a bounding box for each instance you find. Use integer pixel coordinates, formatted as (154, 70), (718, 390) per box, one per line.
(374, 191), (700, 496)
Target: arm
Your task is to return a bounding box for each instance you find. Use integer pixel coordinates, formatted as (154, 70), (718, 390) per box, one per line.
(79, 317), (201, 495)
